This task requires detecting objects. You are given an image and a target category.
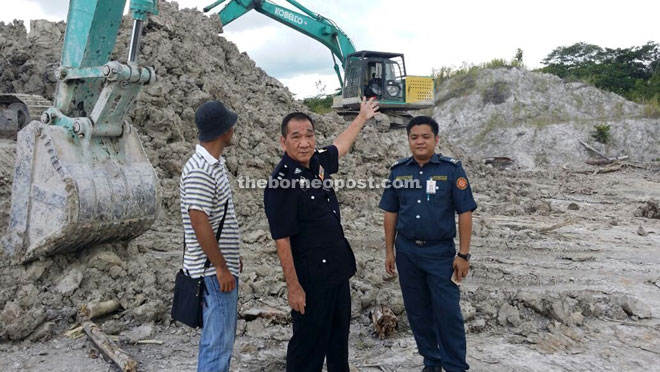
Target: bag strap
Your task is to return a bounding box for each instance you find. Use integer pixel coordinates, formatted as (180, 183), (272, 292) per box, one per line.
(182, 199), (230, 271)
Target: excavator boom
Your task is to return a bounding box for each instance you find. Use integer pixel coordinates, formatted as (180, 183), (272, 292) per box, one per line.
(205, 0), (355, 90)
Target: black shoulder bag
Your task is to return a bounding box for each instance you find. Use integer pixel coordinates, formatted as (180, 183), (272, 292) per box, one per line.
(171, 200), (229, 328)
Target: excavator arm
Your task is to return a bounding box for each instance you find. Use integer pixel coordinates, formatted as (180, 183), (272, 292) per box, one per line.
(204, 0), (356, 90)
(3, 0), (162, 262)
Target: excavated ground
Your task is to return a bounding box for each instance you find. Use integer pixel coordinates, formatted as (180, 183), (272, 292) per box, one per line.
(1, 1), (660, 371)
(1, 135), (659, 371)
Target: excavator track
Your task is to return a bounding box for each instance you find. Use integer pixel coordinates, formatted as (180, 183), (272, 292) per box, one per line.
(0, 94), (51, 138)
(336, 109), (413, 131)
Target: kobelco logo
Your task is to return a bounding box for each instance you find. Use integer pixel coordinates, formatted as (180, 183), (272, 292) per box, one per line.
(275, 7), (304, 25)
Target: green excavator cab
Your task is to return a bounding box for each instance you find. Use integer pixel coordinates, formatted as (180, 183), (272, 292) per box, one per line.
(335, 51), (434, 121)
(343, 51), (406, 104)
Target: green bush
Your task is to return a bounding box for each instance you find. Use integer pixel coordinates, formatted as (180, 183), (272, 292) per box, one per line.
(303, 95), (333, 114)
(591, 124), (613, 144)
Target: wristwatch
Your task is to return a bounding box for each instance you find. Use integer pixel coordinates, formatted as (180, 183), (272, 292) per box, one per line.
(456, 252), (471, 261)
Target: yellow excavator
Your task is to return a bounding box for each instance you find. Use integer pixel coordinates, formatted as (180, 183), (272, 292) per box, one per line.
(2, 0), (160, 262)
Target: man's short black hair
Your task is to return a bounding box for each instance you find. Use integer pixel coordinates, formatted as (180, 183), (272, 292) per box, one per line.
(406, 116), (439, 136)
(281, 112), (314, 137)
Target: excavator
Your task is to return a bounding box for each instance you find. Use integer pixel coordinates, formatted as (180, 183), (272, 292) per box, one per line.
(203, 0), (435, 125)
(2, 0), (160, 262)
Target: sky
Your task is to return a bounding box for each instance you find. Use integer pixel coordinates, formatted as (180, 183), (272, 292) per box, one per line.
(2, 0), (659, 98)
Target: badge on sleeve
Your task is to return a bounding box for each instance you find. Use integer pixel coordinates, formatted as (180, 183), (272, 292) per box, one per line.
(318, 165), (325, 181)
(456, 177), (468, 190)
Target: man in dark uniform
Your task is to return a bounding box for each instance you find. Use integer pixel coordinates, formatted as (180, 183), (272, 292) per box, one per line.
(264, 97), (378, 372)
(379, 116), (477, 372)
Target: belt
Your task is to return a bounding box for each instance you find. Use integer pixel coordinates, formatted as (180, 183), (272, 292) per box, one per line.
(399, 235), (453, 247)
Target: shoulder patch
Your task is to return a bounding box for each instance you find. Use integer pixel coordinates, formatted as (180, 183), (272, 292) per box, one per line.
(271, 161), (291, 178)
(391, 157), (411, 169)
(439, 156), (461, 166)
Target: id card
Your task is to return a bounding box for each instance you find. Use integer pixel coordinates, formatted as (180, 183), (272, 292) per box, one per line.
(426, 180), (436, 194)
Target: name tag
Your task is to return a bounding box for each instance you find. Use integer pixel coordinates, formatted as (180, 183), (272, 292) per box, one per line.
(426, 180), (436, 194)
(431, 175), (447, 181)
(395, 175), (412, 181)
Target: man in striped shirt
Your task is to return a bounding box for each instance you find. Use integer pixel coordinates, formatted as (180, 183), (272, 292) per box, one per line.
(180, 100), (241, 372)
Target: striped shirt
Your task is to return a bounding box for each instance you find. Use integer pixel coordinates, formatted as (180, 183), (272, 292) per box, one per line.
(180, 144), (240, 278)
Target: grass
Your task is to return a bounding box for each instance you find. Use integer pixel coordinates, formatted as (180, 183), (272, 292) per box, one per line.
(642, 96), (660, 119)
(303, 95), (333, 114)
(432, 57), (526, 106)
(432, 58), (525, 87)
(434, 69), (479, 104)
(573, 93), (584, 110)
(472, 112), (506, 145)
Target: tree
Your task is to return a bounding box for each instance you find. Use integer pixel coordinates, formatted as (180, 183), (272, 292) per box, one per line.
(540, 41), (660, 101)
(514, 48), (523, 64)
(314, 79), (326, 97)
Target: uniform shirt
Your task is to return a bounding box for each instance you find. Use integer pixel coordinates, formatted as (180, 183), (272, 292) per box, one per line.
(264, 145), (356, 284)
(379, 154), (477, 241)
(180, 144), (241, 278)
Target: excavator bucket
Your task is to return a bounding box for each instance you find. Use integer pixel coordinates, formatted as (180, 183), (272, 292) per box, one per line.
(2, 119), (159, 262)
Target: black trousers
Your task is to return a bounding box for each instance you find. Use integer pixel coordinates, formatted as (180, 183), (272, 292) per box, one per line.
(286, 279), (351, 372)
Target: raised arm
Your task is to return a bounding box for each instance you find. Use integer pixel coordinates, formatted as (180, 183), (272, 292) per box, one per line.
(333, 97), (379, 158)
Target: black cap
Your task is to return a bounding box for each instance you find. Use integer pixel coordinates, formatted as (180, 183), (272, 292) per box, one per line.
(194, 100), (238, 142)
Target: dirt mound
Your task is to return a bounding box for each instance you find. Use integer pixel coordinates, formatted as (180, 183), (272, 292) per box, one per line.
(433, 67), (660, 168)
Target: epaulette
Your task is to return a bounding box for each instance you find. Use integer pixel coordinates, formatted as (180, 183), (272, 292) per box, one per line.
(439, 155), (461, 166)
(272, 162), (290, 180)
(390, 156), (412, 169)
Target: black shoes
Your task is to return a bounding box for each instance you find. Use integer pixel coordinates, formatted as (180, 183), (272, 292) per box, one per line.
(421, 367), (442, 372)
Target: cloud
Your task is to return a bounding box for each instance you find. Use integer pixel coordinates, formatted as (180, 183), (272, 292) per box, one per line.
(225, 27), (340, 78)
(29, 0), (69, 19)
(279, 72), (339, 99)
(7, 0), (659, 98)
(0, 0), (64, 27)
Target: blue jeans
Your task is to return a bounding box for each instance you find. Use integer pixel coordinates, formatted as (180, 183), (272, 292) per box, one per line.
(198, 275), (238, 372)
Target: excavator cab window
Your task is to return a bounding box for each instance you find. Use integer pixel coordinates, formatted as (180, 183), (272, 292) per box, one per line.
(383, 60), (404, 99)
(364, 62), (383, 98)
